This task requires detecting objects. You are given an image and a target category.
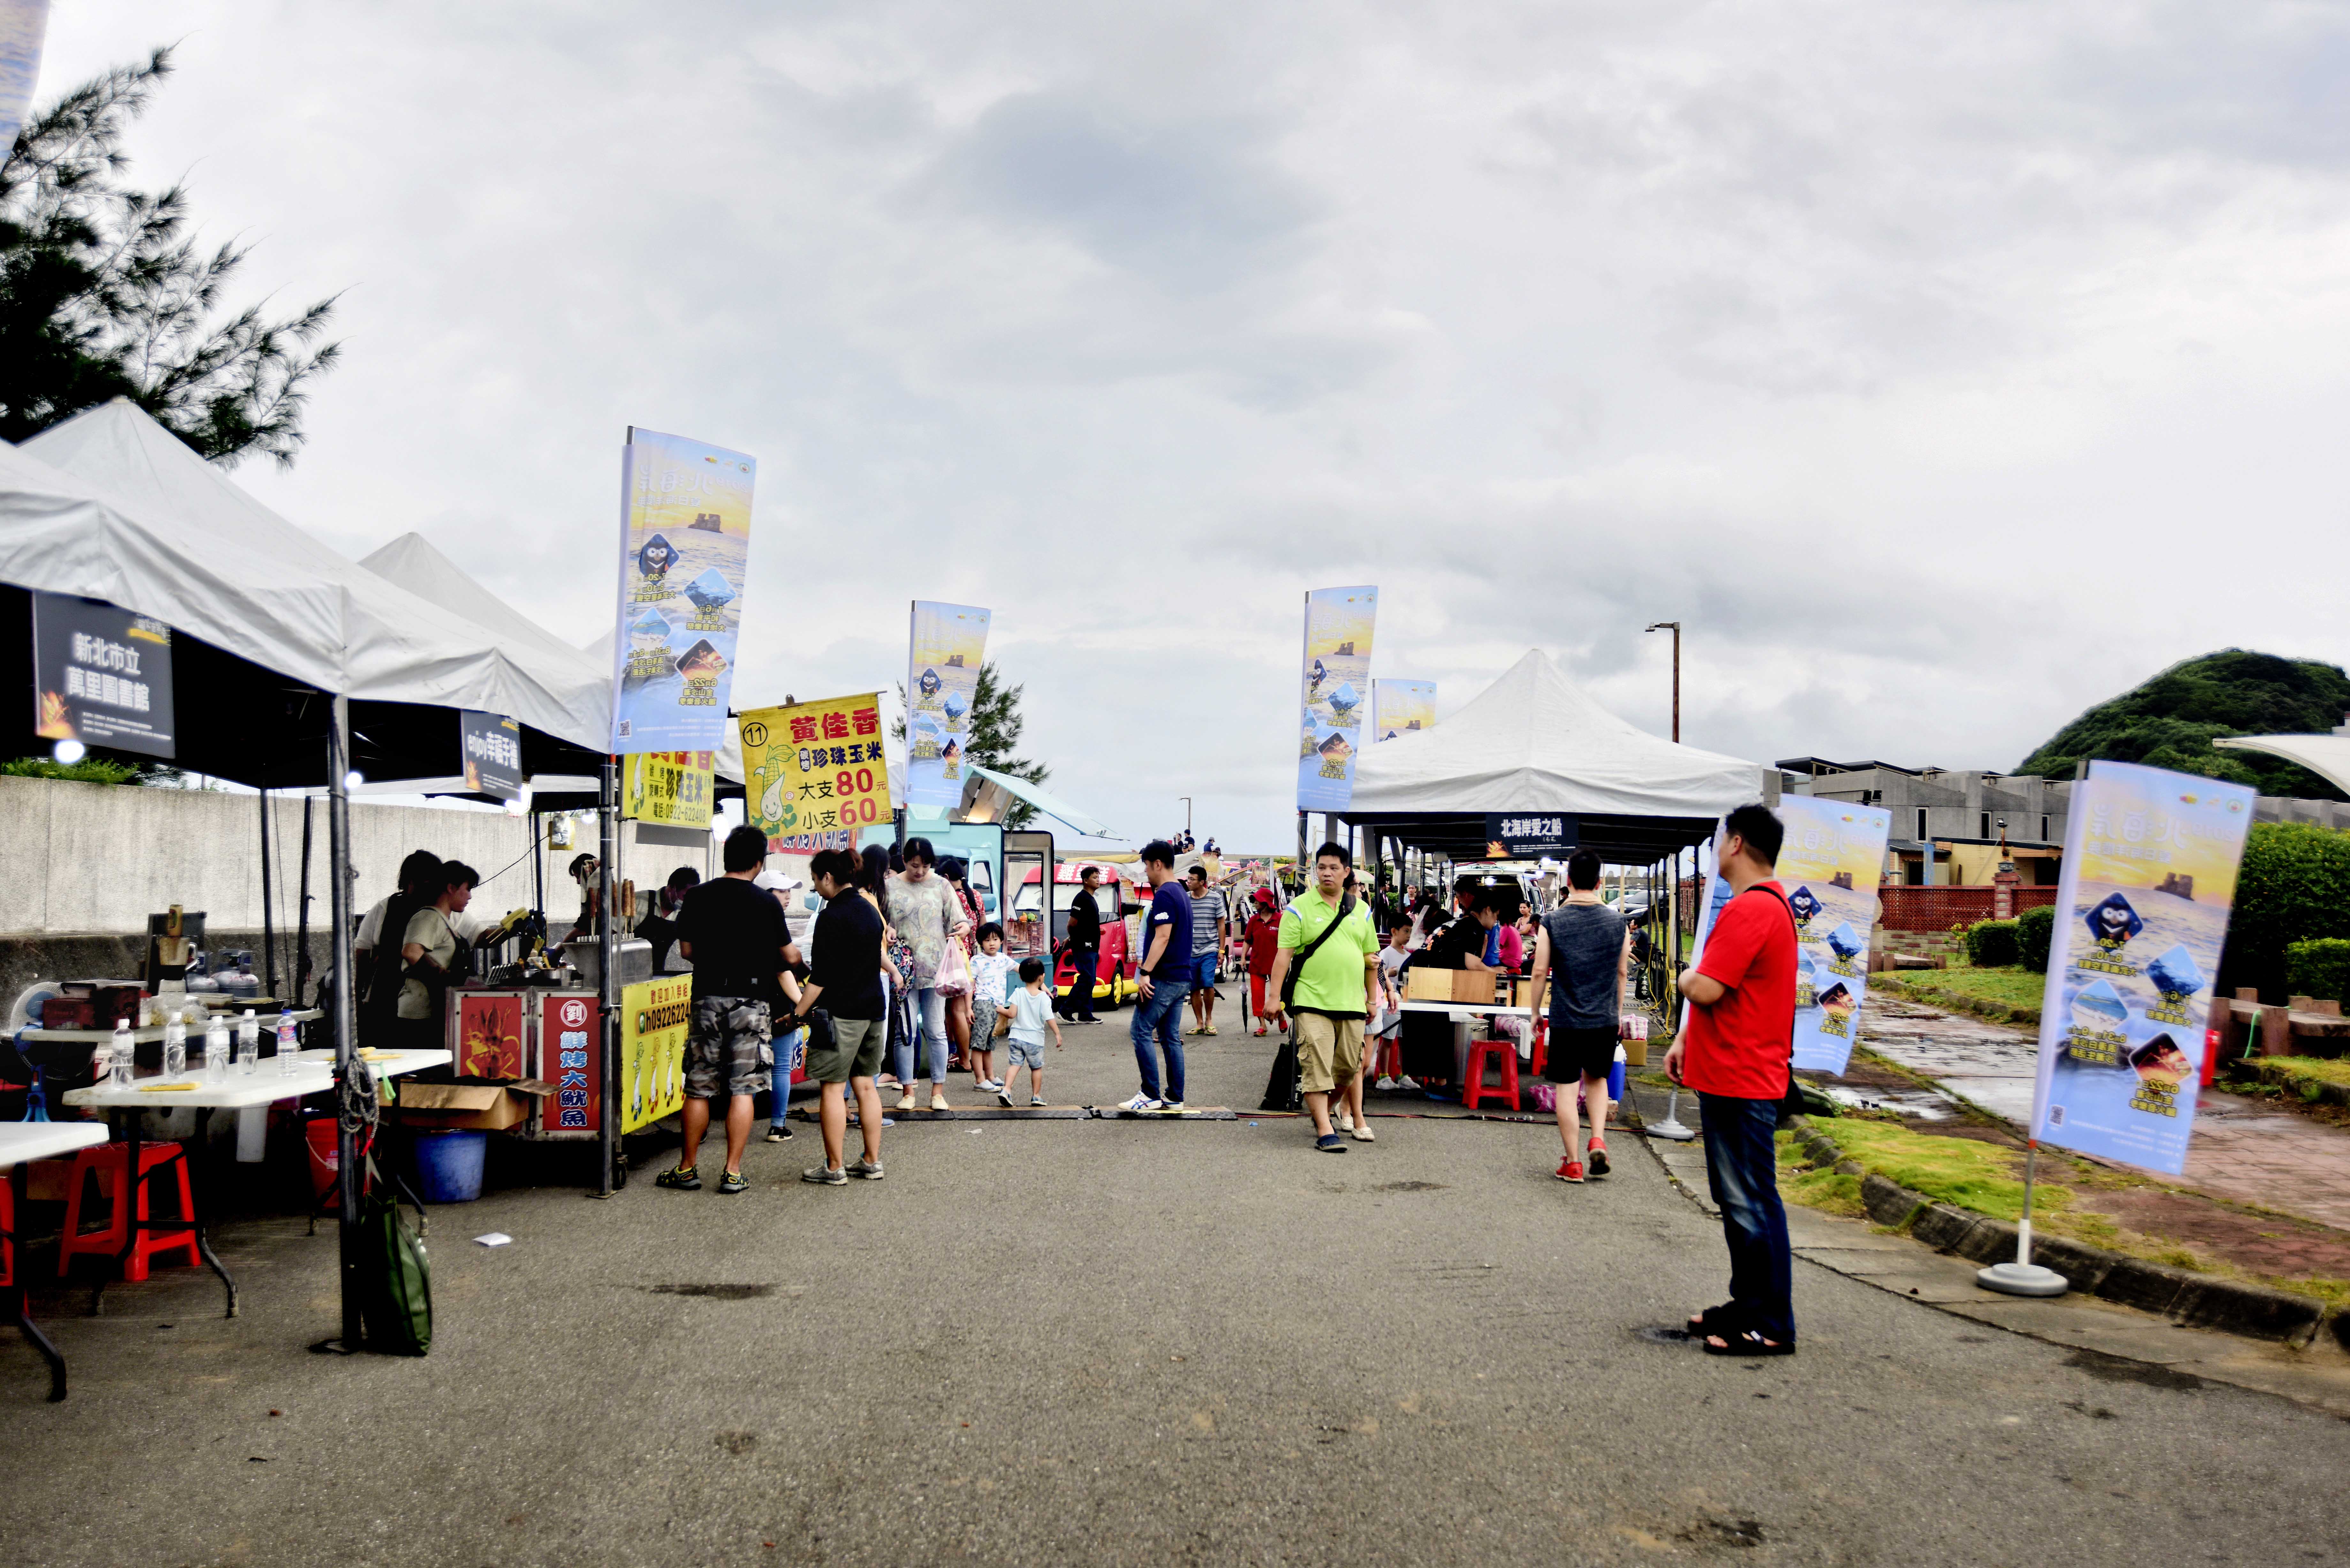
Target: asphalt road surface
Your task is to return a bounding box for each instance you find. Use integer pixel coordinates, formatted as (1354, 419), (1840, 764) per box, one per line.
(6, 1012), (2348, 1567)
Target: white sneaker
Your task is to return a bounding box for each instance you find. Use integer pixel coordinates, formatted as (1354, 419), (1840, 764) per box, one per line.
(1160, 1100), (1186, 1114)
(1374, 1076), (1395, 1091)
(895, 1091), (916, 1112)
(1337, 1109), (1354, 1133)
(1120, 1093), (1164, 1112)
(930, 1091), (951, 1112)
(1398, 1075), (1421, 1092)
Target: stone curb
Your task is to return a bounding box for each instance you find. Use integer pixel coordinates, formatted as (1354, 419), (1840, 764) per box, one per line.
(2232, 1057), (2350, 1110)
(1789, 1117), (2340, 1349)
(1871, 974), (2040, 1029)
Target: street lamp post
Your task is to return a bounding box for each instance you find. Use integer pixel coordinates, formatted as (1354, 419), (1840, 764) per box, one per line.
(1643, 621), (1681, 743)
(1180, 796), (1192, 837)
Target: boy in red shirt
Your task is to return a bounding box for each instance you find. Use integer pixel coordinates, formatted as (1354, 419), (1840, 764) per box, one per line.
(1664, 803), (1798, 1357)
(1242, 889), (1283, 1036)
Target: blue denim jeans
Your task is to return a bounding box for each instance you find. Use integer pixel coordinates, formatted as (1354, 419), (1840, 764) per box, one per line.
(891, 984), (949, 1086)
(768, 1023), (808, 1126)
(1697, 1092), (1795, 1344)
(1130, 976), (1191, 1103)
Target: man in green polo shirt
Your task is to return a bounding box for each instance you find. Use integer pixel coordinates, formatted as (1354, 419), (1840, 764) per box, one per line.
(1266, 841), (1382, 1153)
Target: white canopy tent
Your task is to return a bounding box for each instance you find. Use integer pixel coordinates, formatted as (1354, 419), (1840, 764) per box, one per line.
(2215, 734), (2350, 799)
(1341, 648), (1763, 864)
(22, 400), (608, 755)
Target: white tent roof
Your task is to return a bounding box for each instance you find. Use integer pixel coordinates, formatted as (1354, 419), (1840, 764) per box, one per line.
(19, 400), (607, 751)
(2215, 734), (2350, 797)
(1346, 649), (1761, 819)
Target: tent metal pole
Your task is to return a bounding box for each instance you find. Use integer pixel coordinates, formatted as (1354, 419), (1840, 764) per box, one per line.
(598, 758), (620, 1198)
(328, 698), (360, 1351)
(296, 797), (313, 1010)
(259, 788), (277, 1000)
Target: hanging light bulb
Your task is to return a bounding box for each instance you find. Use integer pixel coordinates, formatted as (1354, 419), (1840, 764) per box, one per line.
(52, 739), (86, 765)
(344, 770), (365, 790)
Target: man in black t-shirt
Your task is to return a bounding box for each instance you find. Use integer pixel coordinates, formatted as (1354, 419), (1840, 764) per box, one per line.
(658, 825), (789, 1196)
(791, 847), (891, 1184)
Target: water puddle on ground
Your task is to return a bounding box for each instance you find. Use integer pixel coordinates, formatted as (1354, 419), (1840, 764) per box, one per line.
(1815, 1082), (1957, 1120)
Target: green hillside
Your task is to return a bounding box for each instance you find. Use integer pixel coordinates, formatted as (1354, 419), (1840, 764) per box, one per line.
(2016, 650), (2350, 801)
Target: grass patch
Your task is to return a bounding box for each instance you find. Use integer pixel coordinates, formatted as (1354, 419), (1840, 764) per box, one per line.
(1888, 964), (2046, 1012)
(2271, 1057), (2350, 1089)
(1818, 1118), (2055, 1222)
(1781, 1165), (1864, 1217)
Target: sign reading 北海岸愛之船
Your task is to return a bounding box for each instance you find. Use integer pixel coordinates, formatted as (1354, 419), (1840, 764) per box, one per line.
(1483, 814), (1575, 858)
(32, 592), (176, 759)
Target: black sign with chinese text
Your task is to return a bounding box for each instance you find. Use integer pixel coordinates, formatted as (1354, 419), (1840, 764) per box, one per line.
(31, 592), (176, 758)
(460, 710), (523, 801)
(1483, 812), (1576, 858)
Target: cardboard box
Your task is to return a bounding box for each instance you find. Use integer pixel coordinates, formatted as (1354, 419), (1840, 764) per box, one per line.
(1405, 966), (1457, 1002)
(395, 1082), (535, 1132)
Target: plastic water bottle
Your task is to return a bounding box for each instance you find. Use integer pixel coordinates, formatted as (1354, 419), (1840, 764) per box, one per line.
(204, 1014), (231, 1080)
(108, 1019), (134, 1088)
(277, 1007), (299, 1074)
(237, 1008), (259, 1075)
(163, 1010), (188, 1078)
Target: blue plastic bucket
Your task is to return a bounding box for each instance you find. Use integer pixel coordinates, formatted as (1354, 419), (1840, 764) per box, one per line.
(412, 1130), (487, 1203)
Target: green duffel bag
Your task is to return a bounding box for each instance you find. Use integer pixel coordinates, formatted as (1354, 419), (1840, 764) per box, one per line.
(358, 1155), (432, 1356)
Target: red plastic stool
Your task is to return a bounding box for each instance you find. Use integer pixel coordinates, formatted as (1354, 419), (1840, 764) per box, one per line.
(0, 1174), (15, 1286)
(57, 1142), (200, 1281)
(1462, 1037), (1520, 1112)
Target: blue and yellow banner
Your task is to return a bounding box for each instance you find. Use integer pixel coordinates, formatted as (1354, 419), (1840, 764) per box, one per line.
(1372, 679), (1433, 742)
(608, 428), (754, 753)
(1296, 586), (1376, 810)
(905, 602), (989, 808)
(2031, 762), (2253, 1175)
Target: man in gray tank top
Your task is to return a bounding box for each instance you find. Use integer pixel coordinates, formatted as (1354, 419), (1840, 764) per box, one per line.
(1527, 848), (1630, 1184)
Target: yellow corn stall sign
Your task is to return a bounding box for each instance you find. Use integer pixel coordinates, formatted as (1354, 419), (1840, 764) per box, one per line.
(738, 694), (890, 852)
(619, 974), (694, 1134)
(622, 750), (715, 828)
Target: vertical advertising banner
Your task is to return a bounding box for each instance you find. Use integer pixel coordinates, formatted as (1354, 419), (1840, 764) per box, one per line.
(619, 974), (694, 1135)
(1296, 585), (1377, 810)
(622, 750), (715, 828)
(1372, 679), (1435, 742)
(905, 601), (989, 808)
(31, 591), (176, 758)
(0, 0), (51, 148)
(542, 994), (599, 1132)
(459, 710), (523, 801)
(739, 694), (890, 852)
(1690, 797), (1893, 1074)
(608, 428), (755, 752)
(2031, 762), (2253, 1175)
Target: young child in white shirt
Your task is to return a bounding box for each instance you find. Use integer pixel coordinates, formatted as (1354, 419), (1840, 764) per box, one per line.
(967, 923), (1018, 1094)
(995, 957), (1063, 1107)
(1371, 922), (1417, 1091)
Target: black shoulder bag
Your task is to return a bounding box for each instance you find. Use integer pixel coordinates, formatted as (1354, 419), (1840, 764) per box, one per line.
(1261, 895), (1357, 1113)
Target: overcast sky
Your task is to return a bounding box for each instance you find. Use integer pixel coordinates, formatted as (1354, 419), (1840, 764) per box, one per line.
(35, 2), (2350, 849)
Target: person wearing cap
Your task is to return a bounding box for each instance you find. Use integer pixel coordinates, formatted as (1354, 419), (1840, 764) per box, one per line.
(1241, 887), (1283, 1037)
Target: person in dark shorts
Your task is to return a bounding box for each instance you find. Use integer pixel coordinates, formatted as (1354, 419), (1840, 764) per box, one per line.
(1527, 848), (1630, 1184)
(660, 824), (789, 1196)
(792, 847), (891, 1185)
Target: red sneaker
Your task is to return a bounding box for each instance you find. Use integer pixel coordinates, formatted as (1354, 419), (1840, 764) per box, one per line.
(1555, 1158), (1584, 1184)
(1586, 1137), (1610, 1178)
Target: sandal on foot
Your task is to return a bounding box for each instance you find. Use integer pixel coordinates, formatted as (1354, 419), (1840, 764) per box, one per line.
(1702, 1330), (1794, 1357)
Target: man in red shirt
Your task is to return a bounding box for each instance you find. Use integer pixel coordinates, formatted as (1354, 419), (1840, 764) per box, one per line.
(1664, 803), (1798, 1357)
(1242, 889), (1283, 1036)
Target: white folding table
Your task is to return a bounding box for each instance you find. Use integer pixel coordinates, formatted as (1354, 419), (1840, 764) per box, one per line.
(1, 1122), (111, 1400)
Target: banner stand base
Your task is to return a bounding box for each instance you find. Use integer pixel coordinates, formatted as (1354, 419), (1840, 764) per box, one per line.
(1647, 1088), (1698, 1142)
(1976, 1261), (2068, 1298)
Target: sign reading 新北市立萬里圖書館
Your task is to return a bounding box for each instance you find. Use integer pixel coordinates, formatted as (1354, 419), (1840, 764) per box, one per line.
(738, 695), (890, 852)
(607, 428), (754, 753)
(1690, 795), (1892, 1075)
(1372, 679), (1434, 743)
(2031, 761), (2253, 1176)
(904, 603), (989, 809)
(32, 592), (175, 759)
(1297, 586), (1376, 811)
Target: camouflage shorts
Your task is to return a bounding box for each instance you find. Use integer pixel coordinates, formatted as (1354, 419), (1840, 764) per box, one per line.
(686, 994), (771, 1100)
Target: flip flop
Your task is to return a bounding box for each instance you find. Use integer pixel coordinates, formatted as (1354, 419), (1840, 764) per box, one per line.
(1702, 1330), (1794, 1358)
(1686, 1302), (1739, 1335)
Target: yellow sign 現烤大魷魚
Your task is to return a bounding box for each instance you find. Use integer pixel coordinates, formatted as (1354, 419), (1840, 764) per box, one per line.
(622, 750), (714, 828)
(738, 694), (889, 852)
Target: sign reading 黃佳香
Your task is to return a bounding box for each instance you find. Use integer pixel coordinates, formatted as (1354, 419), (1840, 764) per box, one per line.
(459, 710), (522, 801)
(739, 695), (890, 852)
(2030, 761), (2253, 1176)
(622, 751), (714, 829)
(1297, 585), (1377, 811)
(1483, 813), (1576, 858)
(32, 592), (176, 759)
(607, 428), (754, 753)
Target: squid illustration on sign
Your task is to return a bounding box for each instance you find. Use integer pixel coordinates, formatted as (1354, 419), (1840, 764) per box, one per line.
(636, 532), (678, 585)
(1788, 886), (1823, 928)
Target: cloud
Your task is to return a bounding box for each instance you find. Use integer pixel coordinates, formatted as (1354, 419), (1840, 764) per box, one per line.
(30, 1), (2350, 852)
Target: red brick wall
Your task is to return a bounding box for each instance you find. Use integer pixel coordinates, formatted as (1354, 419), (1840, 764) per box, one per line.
(1879, 884), (2059, 931)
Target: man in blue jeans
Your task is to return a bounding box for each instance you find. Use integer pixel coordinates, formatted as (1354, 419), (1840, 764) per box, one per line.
(1665, 802), (1799, 1356)
(1121, 840), (1193, 1112)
